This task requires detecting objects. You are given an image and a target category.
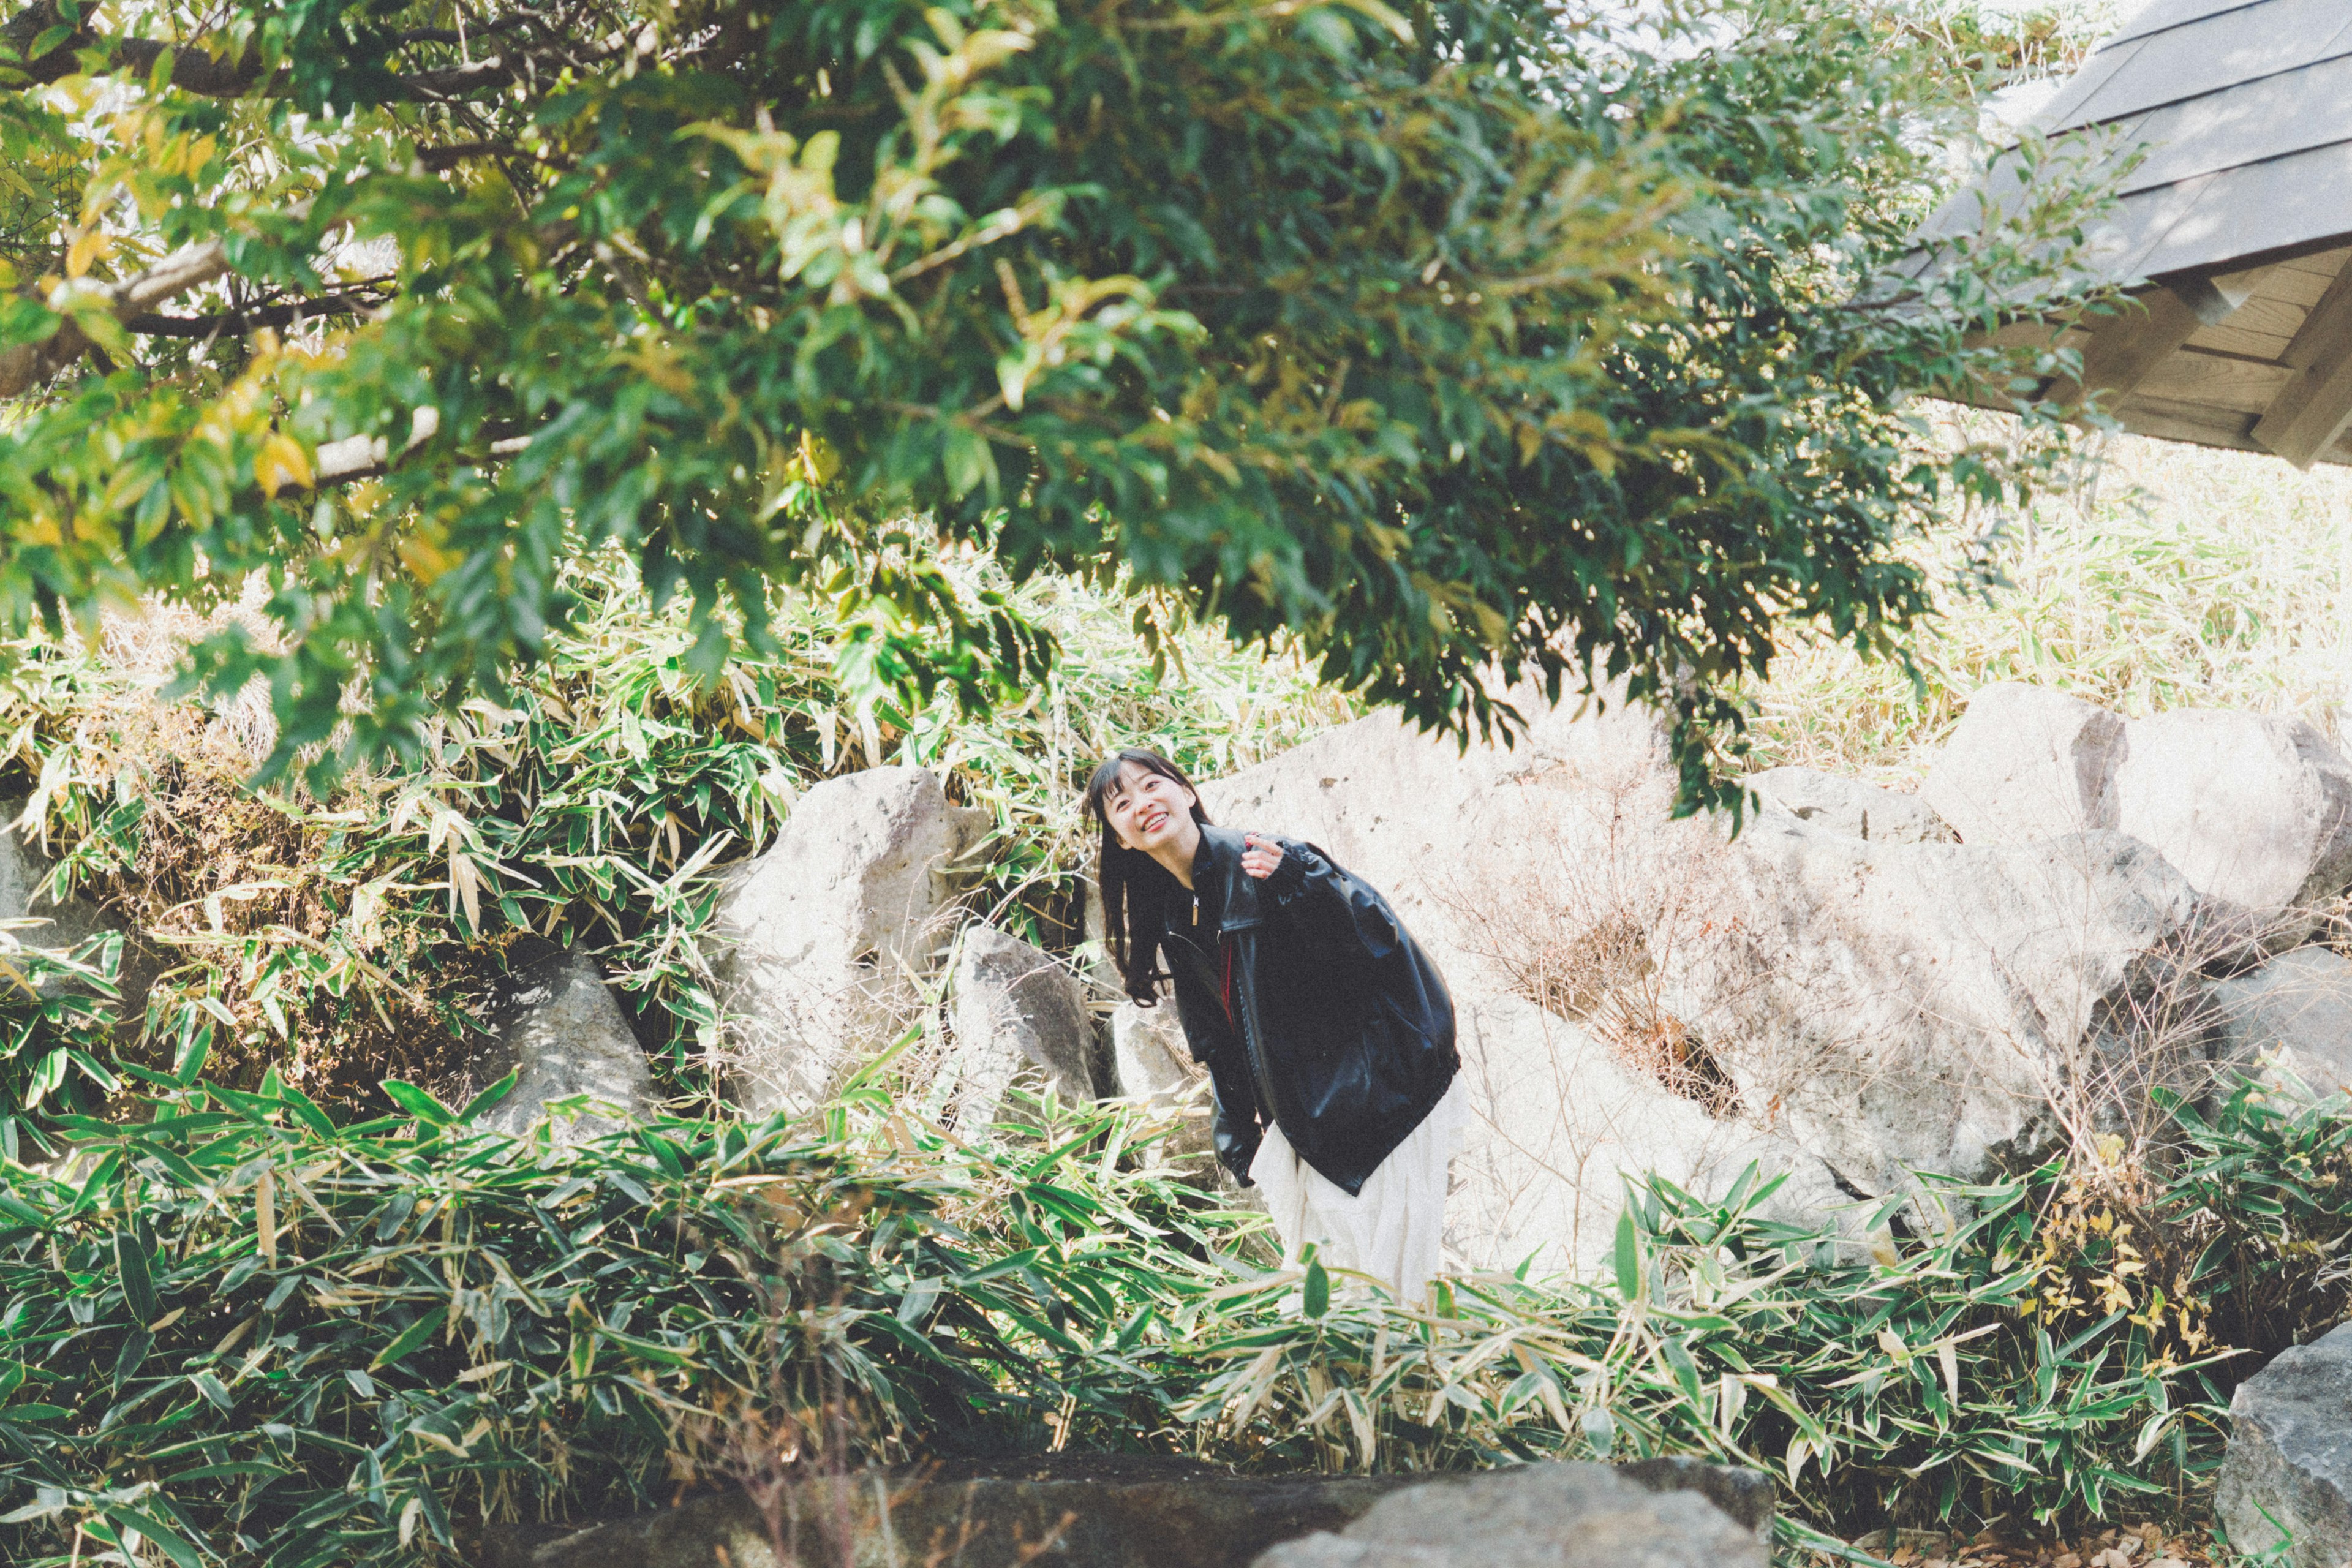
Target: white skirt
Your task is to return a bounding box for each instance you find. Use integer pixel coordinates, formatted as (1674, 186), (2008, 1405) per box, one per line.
(1249, 1075), (1468, 1305)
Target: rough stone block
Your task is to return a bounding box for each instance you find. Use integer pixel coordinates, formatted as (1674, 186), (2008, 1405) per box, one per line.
(2211, 946), (2352, 1099)
(1683, 816), (2215, 1207)
(1108, 999), (1215, 1162)
(2218, 1322), (2352, 1567)
(1920, 683), (2124, 846)
(477, 1458), (1768, 1568)
(948, 921), (1098, 1130)
(2111, 709), (2352, 936)
(471, 940), (654, 1137)
(1749, 767), (1953, 843)
(708, 766), (981, 1116)
(1251, 1460), (1768, 1568)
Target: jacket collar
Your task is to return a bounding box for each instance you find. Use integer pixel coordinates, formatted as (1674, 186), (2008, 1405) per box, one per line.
(1194, 823), (1264, 935)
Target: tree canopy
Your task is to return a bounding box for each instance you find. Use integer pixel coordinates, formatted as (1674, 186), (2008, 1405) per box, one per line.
(0, 0), (2098, 805)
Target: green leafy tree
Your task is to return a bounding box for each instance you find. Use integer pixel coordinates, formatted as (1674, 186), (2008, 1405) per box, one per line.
(0, 0), (2097, 805)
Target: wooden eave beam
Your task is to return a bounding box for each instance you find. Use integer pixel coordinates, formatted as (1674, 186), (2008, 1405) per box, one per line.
(2253, 261), (2352, 470)
(2046, 285), (2208, 409)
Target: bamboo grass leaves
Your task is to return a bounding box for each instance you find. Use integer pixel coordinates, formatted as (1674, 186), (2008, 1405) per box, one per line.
(2, 1065), (2340, 1565)
(0, 1079), (1251, 1567)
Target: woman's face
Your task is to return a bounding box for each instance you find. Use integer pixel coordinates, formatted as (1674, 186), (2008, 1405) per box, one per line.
(1101, 761), (1197, 855)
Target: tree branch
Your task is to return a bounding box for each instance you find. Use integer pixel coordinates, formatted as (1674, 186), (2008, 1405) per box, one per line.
(2, 3), (269, 95)
(313, 431), (532, 488)
(125, 285), (392, 339)
(0, 3), (617, 102)
(0, 238), (233, 398)
(415, 141), (516, 173)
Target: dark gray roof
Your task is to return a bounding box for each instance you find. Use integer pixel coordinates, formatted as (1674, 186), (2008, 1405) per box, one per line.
(1913, 0), (2352, 467)
(2050, 0), (2352, 276)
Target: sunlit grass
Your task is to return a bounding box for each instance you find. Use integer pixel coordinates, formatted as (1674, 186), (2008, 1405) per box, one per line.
(1749, 417), (2352, 786)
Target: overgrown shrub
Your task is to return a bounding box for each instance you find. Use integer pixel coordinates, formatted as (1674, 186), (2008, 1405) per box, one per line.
(0, 555), (1352, 1126)
(13, 1060), (2352, 1567)
(0, 1069), (1245, 1567)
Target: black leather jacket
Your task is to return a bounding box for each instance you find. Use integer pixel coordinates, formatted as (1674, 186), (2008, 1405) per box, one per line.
(1156, 824), (1457, 1195)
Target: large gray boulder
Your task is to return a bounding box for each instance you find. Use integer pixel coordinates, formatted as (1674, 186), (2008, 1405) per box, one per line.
(709, 767), (984, 1117)
(2217, 1322), (2352, 1567)
(1252, 1460), (1767, 1568)
(1920, 687), (2352, 941)
(1920, 684), (2124, 845)
(486, 1468), (1419, 1568)
(1449, 990), (1859, 1273)
(1686, 817), (2212, 1202)
(1749, 767), (1953, 843)
(2111, 709), (2352, 937)
(2211, 946), (2352, 1099)
(470, 940), (654, 1137)
(1109, 1000), (1194, 1102)
(1200, 687), (2259, 1266)
(948, 921), (1098, 1131)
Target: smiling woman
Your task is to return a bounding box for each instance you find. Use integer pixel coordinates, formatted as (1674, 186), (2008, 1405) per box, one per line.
(1084, 748), (1463, 1302)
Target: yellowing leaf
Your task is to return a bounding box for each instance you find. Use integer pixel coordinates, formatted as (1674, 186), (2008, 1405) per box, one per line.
(796, 429), (840, 484)
(1334, 0), (1417, 43)
(255, 434), (312, 497)
(64, 230), (108, 280)
(255, 1170), (276, 1262)
(397, 532), (460, 584)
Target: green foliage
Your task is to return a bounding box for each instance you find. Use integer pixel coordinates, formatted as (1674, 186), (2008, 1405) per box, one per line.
(0, 554), (1349, 1115)
(0, 1074), (1251, 1567)
(21, 1068), (2352, 1564)
(1895, 1), (2116, 92)
(0, 0), (2109, 810)
(2141, 1080), (2352, 1382)
(0, 932), (122, 1128)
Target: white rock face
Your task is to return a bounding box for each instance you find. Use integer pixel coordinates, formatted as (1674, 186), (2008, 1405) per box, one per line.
(709, 766), (981, 1116)
(1749, 767), (1952, 843)
(947, 922), (1098, 1131)
(1199, 693), (1667, 979)
(1449, 992), (1856, 1273)
(2110, 709), (2352, 930)
(1202, 696), (1856, 1275)
(1198, 687), (2253, 1273)
(473, 941), (654, 1137)
(1109, 1000), (1192, 1100)
(2209, 946), (2352, 1099)
(1920, 683), (2124, 845)
(1685, 818), (2211, 1202)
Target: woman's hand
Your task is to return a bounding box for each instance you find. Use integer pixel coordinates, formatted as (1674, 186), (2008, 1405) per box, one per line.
(1241, 832), (1284, 880)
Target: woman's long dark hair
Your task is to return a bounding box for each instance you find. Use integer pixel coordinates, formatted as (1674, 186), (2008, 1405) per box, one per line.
(1084, 748), (1212, 1005)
